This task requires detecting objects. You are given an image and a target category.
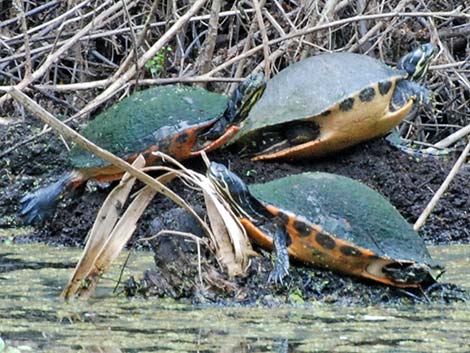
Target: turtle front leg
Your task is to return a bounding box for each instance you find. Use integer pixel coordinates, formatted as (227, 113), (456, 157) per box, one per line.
(390, 80), (432, 120)
(190, 125), (240, 157)
(268, 223), (290, 284)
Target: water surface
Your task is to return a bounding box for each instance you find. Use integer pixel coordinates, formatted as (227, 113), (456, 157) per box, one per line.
(0, 244), (468, 352)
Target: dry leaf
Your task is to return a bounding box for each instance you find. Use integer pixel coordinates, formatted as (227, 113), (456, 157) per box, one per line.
(62, 155), (146, 299)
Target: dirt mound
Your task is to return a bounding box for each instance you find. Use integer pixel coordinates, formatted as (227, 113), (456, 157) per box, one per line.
(2, 125), (468, 304)
(124, 207), (467, 305)
(4, 122), (467, 246)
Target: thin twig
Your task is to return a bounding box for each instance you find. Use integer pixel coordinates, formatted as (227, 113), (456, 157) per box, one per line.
(2, 8), (254, 49)
(111, 0), (160, 81)
(0, 76), (244, 93)
(14, 0), (32, 80)
(414, 139), (470, 231)
(349, 0), (412, 53)
(5, 0), (94, 41)
(193, 0), (222, 86)
(434, 124), (470, 149)
(228, 0), (265, 94)
(203, 10), (467, 77)
(70, 0), (208, 124)
(0, 0), (60, 29)
(252, 0), (271, 77)
(121, 0), (140, 87)
(0, 0), (131, 107)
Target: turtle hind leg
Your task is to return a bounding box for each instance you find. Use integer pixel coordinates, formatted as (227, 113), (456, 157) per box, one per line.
(19, 171), (81, 225)
(267, 223), (290, 285)
(385, 130), (453, 160)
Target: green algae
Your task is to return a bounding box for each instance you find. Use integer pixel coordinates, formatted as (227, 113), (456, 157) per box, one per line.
(0, 244), (468, 352)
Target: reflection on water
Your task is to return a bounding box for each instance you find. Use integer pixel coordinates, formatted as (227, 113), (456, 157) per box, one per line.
(0, 244), (468, 352)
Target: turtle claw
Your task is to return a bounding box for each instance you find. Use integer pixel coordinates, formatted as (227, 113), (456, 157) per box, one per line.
(20, 185), (59, 224)
(20, 195), (43, 224)
(267, 265), (289, 285)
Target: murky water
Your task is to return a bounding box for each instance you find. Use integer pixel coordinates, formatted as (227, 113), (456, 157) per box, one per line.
(0, 243), (468, 352)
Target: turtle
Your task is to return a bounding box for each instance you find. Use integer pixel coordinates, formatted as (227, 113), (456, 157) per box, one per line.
(208, 162), (443, 287)
(19, 75), (266, 224)
(227, 43), (436, 160)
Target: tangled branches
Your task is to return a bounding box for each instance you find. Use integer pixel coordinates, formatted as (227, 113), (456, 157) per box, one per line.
(0, 0), (469, 147)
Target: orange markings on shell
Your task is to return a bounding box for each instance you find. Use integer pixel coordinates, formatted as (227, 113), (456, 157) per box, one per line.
(255, 205), (417, 287)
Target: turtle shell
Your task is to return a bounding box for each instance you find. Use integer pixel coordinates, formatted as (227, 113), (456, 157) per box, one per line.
(231, 53), (406, 143)
(69, 85), (228, 169)
(248, 172), (439, 269)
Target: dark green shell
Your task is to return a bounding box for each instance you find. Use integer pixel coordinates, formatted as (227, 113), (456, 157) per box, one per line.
(248, 172), (438, 267)
(231, 53), (406, 143)
(69, 85), (229, 168)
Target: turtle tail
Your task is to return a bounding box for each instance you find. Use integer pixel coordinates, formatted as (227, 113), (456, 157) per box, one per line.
(19, 171), (77, 225)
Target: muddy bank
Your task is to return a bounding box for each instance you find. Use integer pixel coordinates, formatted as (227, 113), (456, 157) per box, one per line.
(133, 248), (467, 306)
(124, 207), (467, 306)
(1, 120), (468, 245)
(1, 120), (469, 305)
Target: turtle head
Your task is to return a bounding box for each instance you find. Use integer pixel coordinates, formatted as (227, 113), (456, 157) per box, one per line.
(397, 43), (436, 81)
(201, 73), (266, 141)
(208, 162), (253, 219)
(228, 72), (266, 125)
(382, 261), (443, 286)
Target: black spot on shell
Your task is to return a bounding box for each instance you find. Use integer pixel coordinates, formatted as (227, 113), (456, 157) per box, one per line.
(293, 220), (312, 237)
(175, 132), (189, 144)
(339, 97), (354, 111)
(340, 246), (363, 257)
(359, 87), (376, 102)
(378, 81), (392, 96)
(316, 233), (336, 250)
(321, 110), (331, 117)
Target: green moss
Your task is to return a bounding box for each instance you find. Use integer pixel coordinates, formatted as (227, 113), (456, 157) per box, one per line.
(288, 288), (305, 304)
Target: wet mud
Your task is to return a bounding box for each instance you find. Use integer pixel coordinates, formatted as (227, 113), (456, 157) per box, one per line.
(2, 119), (468, 245)
(126, 207), (467, 306)
(1, 120), (469, 304)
